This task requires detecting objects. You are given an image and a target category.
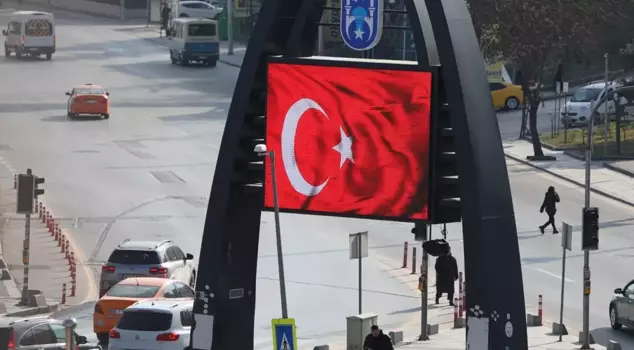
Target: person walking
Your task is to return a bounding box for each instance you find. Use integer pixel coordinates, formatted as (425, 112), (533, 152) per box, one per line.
(363, 325), (393, 350)
(160, 2), (171, 38)
(539, 186), (560, 234)
(435, 247), (458, 306)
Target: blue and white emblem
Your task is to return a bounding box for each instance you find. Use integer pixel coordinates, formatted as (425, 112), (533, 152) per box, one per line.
(340, 0), (384, 51)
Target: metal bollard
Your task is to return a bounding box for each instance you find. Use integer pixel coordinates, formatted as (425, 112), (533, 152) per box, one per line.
(453, 298), (460, 328)
(458, 272), (464, 316)
(538, 294), (543, 321)
(402, 241), (408, 268)
(59, 234), (64, 249)
(411, 247), (417, 274)
(42, 209), (47, 223)
(61, 283), (66, 304)
(38, 203), (43, 218)
(55, 227), (60, 241)
(63, 318), (77, 350)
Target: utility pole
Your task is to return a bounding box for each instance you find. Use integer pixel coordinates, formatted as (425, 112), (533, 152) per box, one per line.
(581, 100), (594, 349)
(227, 0), (234, 55)
(603, 53), (609, 157)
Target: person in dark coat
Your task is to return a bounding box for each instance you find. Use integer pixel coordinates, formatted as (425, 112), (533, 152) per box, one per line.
(435, 247), (459, 305)
(539, 186), (560, 234)
(160, 3), (171, 37)
(363, 325), (393, 350)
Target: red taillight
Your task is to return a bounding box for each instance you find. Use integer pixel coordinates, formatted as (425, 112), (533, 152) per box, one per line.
(156, 332), (179, 341)
(94, 303), (104, 314)
(8, 329), (15, 350)
(109, 329), (120, 339)
(102, 265), (115, 273)
(149, 267), (168, 275)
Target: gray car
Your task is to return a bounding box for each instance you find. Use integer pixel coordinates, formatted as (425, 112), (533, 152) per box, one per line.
(609, 279), (634, 330)
(0, 317), (100, 349)
(99, 239), (196, 297)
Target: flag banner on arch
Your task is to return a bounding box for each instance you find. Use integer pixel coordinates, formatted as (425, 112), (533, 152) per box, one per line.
(264, 59), (434, 221)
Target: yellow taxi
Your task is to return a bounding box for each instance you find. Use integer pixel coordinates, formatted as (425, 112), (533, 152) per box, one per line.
(489, 82), (524, 110)
(93, 277), (194, 343)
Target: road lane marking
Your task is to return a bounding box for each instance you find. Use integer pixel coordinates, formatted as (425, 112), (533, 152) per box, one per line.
(536, 268), (574, 283)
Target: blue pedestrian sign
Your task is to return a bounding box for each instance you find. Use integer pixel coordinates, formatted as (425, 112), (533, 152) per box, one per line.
(340, 0), (384, 51)
(271, 318), (297, 350)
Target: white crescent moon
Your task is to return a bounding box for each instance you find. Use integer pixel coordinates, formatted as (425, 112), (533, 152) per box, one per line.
(281, 98), (329, 197)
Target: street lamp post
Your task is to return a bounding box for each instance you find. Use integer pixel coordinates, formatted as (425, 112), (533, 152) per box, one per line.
(255, 144), (289, 319)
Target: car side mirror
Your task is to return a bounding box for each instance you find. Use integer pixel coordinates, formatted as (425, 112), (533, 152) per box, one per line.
(105, 92), (109, 96)
(76, 335), (88, 344)
(65, 92), (71, 96)
(615, 288), (623, 294)
(186, 253), (194, 260)
(1, 30), (6, 36)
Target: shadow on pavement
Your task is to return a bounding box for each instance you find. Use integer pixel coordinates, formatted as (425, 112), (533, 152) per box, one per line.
(590, 326), (634, 348)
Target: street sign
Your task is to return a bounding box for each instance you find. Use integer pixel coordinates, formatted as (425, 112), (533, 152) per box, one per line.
(271, 318), (297, 350)
(349, 231), (368, 260)
(561, 222), (572, 251)
(562, 82), (569, 94)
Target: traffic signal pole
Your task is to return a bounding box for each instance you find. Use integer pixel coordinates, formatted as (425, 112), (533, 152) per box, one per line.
(419, 224), (430, 341)
(581, 104), (593, 349)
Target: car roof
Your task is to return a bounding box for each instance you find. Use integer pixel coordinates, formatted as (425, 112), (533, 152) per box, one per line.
(118, 277), (170, 286)
(116, 239), (172, 251)
(582, 82), (618, 90)
(127, 299), (193, 312)
(75, 84), (104, 89)
(0, 316), (56, 329)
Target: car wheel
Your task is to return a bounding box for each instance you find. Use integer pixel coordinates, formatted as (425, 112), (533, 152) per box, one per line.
(96, 332), (109, 344)
(15, 46), (22, 58)
(67, 112), (74, 119)
(206, 59), (217, 67)
(190, 270), (196, 288)
(610, 305), (623, 330)
(45, 53), (52, 60)
(505, 97), (520, 110)
(4, 45), (10, 57)
(103, 114), (110, 119)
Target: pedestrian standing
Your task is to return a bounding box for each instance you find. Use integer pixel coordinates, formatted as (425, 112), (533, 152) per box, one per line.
(435, 247), (458, 306)
(363, 325), (393, 350)
(160, 2), (171, 38)
(539, 185), (560, 234)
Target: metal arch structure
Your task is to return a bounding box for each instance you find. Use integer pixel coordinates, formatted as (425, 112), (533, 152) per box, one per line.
(190, 0), (528, 349)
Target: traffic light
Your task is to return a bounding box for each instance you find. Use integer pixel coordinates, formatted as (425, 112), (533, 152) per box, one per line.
(429, 75), (461, 224)
(411, 222), (427, 241)
(16, 173), (35, 214)
(582, 207), (599, 250)
(34, 176), (45, 198)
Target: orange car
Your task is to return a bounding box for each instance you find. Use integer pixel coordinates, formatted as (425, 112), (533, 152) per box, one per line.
(66, 83), (110, 119)
(93, 277), (194, 343)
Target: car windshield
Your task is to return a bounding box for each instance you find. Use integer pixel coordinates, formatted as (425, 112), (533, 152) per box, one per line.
(570, 88), (602, 102)
(188, 24), (216, 36)
(74, 87), (105, 95)
(108, 250), (161, 265)
(117, 310), (172, 331)
(106, 284), (160, 298)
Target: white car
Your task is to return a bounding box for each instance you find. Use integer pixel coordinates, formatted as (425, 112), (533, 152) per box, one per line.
(560, 81), (619, 127)
(108, 299), (193, 350)
(179, 1), (222, 19)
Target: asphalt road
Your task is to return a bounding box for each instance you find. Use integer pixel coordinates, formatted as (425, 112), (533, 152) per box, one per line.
(1, 5), (634, 350)
(496, 98), (570, 141)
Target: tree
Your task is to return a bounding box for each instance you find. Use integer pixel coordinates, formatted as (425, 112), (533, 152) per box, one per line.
(468, 0), (624, 157)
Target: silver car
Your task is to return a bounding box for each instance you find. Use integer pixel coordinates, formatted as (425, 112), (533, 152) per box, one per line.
(99, 239), (196, 297)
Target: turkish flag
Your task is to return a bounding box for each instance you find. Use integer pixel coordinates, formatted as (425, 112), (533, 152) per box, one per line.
(265, 61), (432, 220)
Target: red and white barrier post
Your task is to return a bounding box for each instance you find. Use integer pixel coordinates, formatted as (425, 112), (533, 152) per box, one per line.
(61, 283), (66, 304)
(70, 252), (76, 297)
(38, 203), (43, 219)
(411, 247), (417, 274)
(402, 242), (408, 268)
(538, 294), (543, 321)
(64, 240), (70, 259)
(463, 280), (467, 316)
(453, 298), (460, 328)
(458, 272), (464, 316)
(59, 234), (64, 250)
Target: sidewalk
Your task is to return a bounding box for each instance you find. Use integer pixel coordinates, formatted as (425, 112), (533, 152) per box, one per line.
(0, 179), (94, 316)
(504, 139), (634, 207)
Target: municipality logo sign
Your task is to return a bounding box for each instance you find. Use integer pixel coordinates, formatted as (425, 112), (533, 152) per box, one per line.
(340, 0), (384, 51)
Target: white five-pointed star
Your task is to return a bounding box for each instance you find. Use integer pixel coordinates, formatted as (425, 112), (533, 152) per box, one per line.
(332, 127), (354, 168)
(354, 28), (364, 39)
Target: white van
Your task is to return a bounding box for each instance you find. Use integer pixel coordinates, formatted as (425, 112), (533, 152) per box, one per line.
(2, 11), (55, 60)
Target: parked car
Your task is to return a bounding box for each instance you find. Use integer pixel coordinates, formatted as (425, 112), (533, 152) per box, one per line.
(178, 1), (222, 19)
(489, 81), (524, 110)
(0, 316), (100, 349)
(108, 299), (193, 350)
(93, 277), (195, 343)
(99, 239), (197, 297)
(610, 280), (634, 330)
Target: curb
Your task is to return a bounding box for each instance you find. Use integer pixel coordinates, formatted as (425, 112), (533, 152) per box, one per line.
(218, 58), (242, 68)
(2, 302), (60, 317)
(504, 152), (634, 209)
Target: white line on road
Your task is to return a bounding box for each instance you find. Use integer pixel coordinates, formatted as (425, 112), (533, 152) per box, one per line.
(536, 268), (574, 283)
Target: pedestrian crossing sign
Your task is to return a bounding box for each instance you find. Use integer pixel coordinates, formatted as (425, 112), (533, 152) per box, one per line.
(271, 318), (297, 350)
